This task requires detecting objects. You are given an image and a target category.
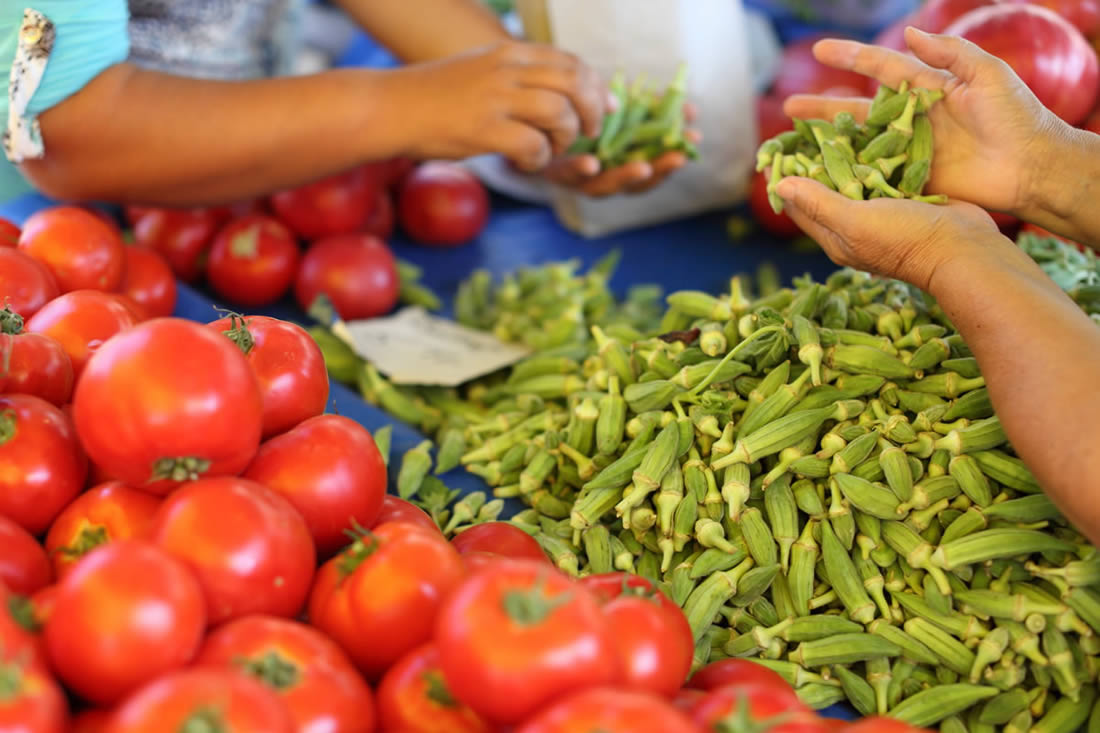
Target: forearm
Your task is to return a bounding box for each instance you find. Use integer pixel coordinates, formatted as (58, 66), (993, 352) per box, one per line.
(929, 238), (1100, 545)
(1019, 124), (1100, 251)
(20, 64), (409, 206)
(334, 0), (509, 62)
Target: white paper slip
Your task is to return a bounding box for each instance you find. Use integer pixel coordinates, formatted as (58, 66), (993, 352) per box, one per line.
(333, 307), (533, 387)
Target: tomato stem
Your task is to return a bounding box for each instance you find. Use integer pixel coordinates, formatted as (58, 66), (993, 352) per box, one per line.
(215, 310), (255, 355)
(501, 573), (572, 626)
(237, 651), (300, 690)
(180, 707), (228, 733)
(228, 226), (261, 259)
(6, 594), (40, 633)
(422, 670), (460, 708)
(337, 520), (380, 578)
(56, 525), (109, 561)
(0, 662), (23, 701)
(0, 409), (17, 446)
(0, 307), (23, 335)
(150, 456), (212, 483)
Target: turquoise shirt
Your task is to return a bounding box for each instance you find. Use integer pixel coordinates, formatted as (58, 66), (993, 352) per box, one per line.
(1, 2), (130, 203)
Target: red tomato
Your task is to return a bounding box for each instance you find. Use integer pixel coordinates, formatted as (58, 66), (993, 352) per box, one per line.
(0, 582), (46, 670)
(0, 394), (87, 535)
(28, 584), (56, 627)
(945, 4), (1100, 126)
(18, 206), (125, 293)
(987, 209), (1021, 237)
(208, 198), (270, 225)
(384, 157), (417, 190)
(770, 34), (875, 100)
(873, 0), (997, 49)
(0, 515), (51, 594)
(750, 172), (802, 238)
(364, 189), (396, 239)
(44, 541), (206, 705)
(71, 710), (113, 733)
(206, 215), (301, 307)
(371, 494), (440, 534)
(377, 643), (491, 733)
(1010, 0), (1100, 36)
(308, 522), (465, 679)
(602, 593), (693, 698)
(25, 290), (139, 378)
(127, 207), (219, 283)
(689, 681), (811, 728)
(149, 477), (315, 625)
(515, 688), (700, 733)
(44, 482), (161, 579)
(578, 573), (678, 615)
(0, 217), (18, 247)
(672, 687), (707, 713)
(450, 522), (550, 563)
(205, 315), (328, 439)
(1020, 221), (1090, 252)
(118, 246), (177, 319)
(0, 318), (73, 406)
(106, 668), (295, 733)
(686, 658), (796, 693)
(0, 648), (68, 733)
(398, 162), (490, 246)
(270, 168), (380, 241)
(195, 615), (375, 733)
(0, 247), (59, 319)
(294, 234), (399, 320)
(435, 560), (617, 725)
(757, 95), (794, 144)
(460, 551), (525, 574)
(243, 414), (385, 556)
(72, 318), (263, 495)
(839, 718), (933, 733)
(1085, 106), (1100, 133)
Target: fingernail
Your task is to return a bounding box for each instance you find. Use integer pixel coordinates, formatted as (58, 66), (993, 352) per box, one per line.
(907, 26), (929, 37)
(775, 177), (798, 200)
(606, 92), (620, 112)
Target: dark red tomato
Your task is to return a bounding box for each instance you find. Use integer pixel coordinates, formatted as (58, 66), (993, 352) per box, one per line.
(71, 709), (112, 733)
(435, 560), (618, 725)
(383, 158), (417, 190)
(688, 681), (810, 728)
(687, 659), (796, 693)
(270, 168), (380, 241)
(107, 668), (295, 733)
(0, 582), (47, 671)
(757, 95), (794, 144)
(119, 246), (177, 319)
(371, 494), (440, 534)
(364, 189), (395, 239)
(1085, 106), (1100, 133)
(398, 162), (490, 246)
(0, 394), (87, 535)
(0, 247), (59, 319)
(377, 643), (491, 733)
(308, 522), (465, 680)
(128, 207), (220, 283)
(1009, 0), (1100, 37)
(602, 593), (694, 698)
(28, 584), (56, 627)
(72, 318), (263, 495)
(515, 688), (700, 733)
(873, 0), (997, 50)
(770, 34), (875, 100)
(672, 688), (707, 713)
(44, 541), (206, 705)
(460, 551), (524, 575)
(0, 515), (51, 595)
(45, 482), (161, 579)
(195, 615), (376, 733)
(987, 209), (1021, 237)
(838, 717), (933, 733)
(208, 198), (269, 226)
(0, 217), (18, 247)
(149, 477), (316, 625)
(25, 289), (139, 378)
(206, 315), (328, 439)
(243, 414), (385, 556)
(0, 316), (74, 406)
(1020, 221), (1090, 252)
(0, 647), (68, 733)
(749, 172), (802, 238)
(294, 234), (399, 320)
(18, 206), (125, 293)
(578, 572), (680, 616)
(206, 215), (301, 307)
(450, 522), (550, 563)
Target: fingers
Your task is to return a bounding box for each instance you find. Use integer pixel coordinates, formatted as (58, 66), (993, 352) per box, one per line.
(902, 27), (1004, 85)
(509, 88), (581, 157)
(783, 95), (871, 124)
(514, 52), (607, 138)
(494, 120), (553, 172)
(812, 38), (951, 92)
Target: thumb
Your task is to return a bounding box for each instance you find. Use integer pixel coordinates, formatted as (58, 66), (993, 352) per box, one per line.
(904, 26), (992, 84)
(774, 176), (853, 232)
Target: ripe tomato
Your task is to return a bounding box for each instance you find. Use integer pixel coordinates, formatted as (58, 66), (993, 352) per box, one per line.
(72, 318), (263, 495)
(601, 591), (693, 697)
(127, 207), (219, 283)
(28, 584), (56, 627)
(270, 168), (380, 241)
(44, 541), (206, 705)
(435, 560), (618, 725)
(451, 522), (550, 564)
(687, 658), (796, 693)
(206, 315), (328, 439)
(364, 190), (395, 239)
(688, 681), (811, 728)
(0, 649), (68, 733)
(208, 198), (269, 225)
(383, 157), (416, 190)
(0, 582), (46, 671)
(377, 643), (493, 733)
(0, 394), (87, 535)
(25, 289), (139, 378)
(243, 414), (385, 556)
(206, 215), (301, 307)
(461, 551), (524, 574)
(987, 209), (1020, 236)
(1020, 221), (1090, 252)
(371, 494), (440, 534)
(18, 206), (125, 293)
(71, 709), (112, 733)
(0, 216), (18, 246)
(750, 171), (802, 237)
(294, 234), (399, 320)
(195, 615), (375, 733)
(149, 477), (315, 624)
(118, 246), (177, 318)
(838, 717), (932, 733)
(44, 482), (161, 579)
(0, 316), (73, 406)
(308, 522), (465, 679)
(106, 668), (295, 733)
(515, 688), (700, 733)
(0, 247), (59, 319)
(398, 162), (489, 246)
(0, 516), (51, 595)
(672, 687), (707, 713)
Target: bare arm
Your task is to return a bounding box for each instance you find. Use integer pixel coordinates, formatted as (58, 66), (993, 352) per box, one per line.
(333, 0), (509, 62)
(1021, 126), (1100, 252)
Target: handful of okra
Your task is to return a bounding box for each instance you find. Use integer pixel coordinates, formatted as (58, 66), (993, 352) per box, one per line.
(567, 64), (699, 167)
(757, 82), (946, 214)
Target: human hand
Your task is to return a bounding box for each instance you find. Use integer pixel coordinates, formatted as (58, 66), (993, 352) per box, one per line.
(782, 27), (1066, 218)
(385, 41), (609, 172)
